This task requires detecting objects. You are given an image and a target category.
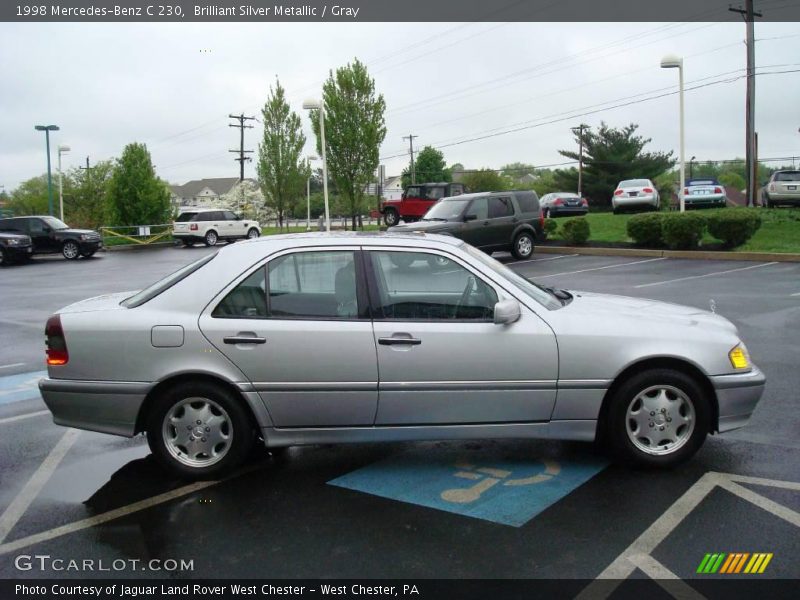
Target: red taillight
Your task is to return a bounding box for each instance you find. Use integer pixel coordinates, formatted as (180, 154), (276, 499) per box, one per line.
(554, 198), (564, 206)
(539, 211), (545, 228)
(45, 315), (68, 366)
(614, 189), (624, 196)
(190, 223), (198, 231)
(581, 198), (588, 206)
(684, 188), (689, 195)
(642, 187), (654, 193)
(714, 187), (723, 194)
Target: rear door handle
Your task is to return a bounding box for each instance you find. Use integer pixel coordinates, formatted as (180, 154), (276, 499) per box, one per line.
(378, 337), (422, 346)
(223, 336), (266, 345)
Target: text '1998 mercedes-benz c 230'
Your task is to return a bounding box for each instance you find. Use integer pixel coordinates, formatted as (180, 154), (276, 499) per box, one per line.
(39, 232), (765, 479)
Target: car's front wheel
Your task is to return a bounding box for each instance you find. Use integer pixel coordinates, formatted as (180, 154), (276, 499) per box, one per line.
(247, 227), (260, 239)
(146, 381), (255, 480)
(62, 240), (80, 260)
(607, 368), (709, 467)
(80, 250), (96, 258)
(383, 208), (399, 227)
(204, 230), (218, 247)
(511, 231), (534, 260)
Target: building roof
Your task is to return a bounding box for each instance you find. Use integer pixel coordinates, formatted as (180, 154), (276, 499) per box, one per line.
(171, 177), (255, 198)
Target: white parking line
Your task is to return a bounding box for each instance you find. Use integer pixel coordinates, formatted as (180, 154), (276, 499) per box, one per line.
(512, 254), (579, 265)
(0, 363), (25, 371)
(791, 292), (800, 297)
(536, 257), (667, 278)
(0, 410), (50, 425)
(0, 429), (80, 544)
(635, 262), (779, 289)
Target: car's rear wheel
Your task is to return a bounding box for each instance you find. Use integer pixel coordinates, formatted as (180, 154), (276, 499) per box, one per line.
(383, 208), (399, 227)
(511, 231), (534, 260)
(543, 208), (550, 218)
(247, 227), (260, 239)
(204, 230), (218, 247)
(62, 240), (80, 260)
(607, 368), (709, 467)
(146, 381), (255, 480)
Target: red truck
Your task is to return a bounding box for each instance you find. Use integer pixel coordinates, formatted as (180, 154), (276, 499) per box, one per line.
(380, 182), (465, 226)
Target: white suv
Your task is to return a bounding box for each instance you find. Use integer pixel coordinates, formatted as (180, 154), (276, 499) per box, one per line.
(173, 209), (261, 247)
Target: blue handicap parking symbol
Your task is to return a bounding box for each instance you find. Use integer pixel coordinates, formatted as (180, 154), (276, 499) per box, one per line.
(0, 370), (47, 405)
(329, 446), (608, 527)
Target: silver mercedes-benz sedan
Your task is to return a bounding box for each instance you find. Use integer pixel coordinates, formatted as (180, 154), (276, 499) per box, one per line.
(40, 233), (765, 479)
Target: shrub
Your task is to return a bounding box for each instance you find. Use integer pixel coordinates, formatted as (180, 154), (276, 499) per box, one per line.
(544, 218), (558, 236)
(627, 213), (665, 247)
(706, 209), (762, 248)
(661, 213), (707, 250)
(561, 217), (590, 245)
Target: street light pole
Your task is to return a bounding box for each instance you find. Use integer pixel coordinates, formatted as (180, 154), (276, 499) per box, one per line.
(306, 155), (318, 231)
(35, 125), (60, 216)
(58, 144), (71, 221)
(661, 56), (685, 212)
(303, 99), (330, 232)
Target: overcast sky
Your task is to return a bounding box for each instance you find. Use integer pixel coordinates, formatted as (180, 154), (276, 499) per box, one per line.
(1, 20), (799, 191)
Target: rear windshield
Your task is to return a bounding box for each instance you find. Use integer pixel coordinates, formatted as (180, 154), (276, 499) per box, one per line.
(176, 212), (199, 222)
(774, 172), (800, 182)
(688, 180), (718, 186)
(514, 191), (540, 213)
(618, 179), (650, 188)
(121, 252), (217, 308)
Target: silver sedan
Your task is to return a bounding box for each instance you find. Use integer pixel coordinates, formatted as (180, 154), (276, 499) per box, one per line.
(612, 179), (660, 213)
(40, 233), (764, 479)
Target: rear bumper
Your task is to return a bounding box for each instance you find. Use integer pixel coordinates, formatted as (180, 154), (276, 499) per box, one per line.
(710, 366), (766, 433)
(39, 378), (151, 437)
(612, 195), (658, 208)
(683, 195), (726, 207)
(765, 193), (800, 204)
(547, 207), (588, 216)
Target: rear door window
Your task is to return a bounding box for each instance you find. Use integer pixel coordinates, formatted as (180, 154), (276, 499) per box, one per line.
(488, 197), (514, 218)
(465, 198), (488, 220)
(176, 212), (198, 222)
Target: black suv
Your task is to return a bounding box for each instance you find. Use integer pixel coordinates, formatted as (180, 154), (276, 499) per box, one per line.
(390, 191), (544, 259)
(0, 216), (102, 260)
(0, 231), (33, 266)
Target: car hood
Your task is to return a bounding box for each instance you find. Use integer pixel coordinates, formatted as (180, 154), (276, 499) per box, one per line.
(57, 228), (100, 236)
(58, 290), (138, 314)
(565, 291), (737, 333)
(391, 221), (455, 233)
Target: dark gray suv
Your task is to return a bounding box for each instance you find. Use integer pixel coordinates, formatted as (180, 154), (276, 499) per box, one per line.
(390, 191), (544, 260)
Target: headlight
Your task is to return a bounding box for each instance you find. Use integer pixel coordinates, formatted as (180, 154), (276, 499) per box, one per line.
(3, 238), (20, 246)
(80, 234), (89, 241)
(729, 343), (751, 370)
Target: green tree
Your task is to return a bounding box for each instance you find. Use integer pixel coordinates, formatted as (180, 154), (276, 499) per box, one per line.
(257, 79), (308, 230)
(556, 123), (676, 207)
(718, 172), (746, 191)
(7, 174), (51, 216)
(462, 169), (508, 193)
(107, 143), (171, 226)
(401, 146), (451, 187)
(311, 58), (387, 230)
(500, 162), (537, 181)
(64, 160), (114, 229)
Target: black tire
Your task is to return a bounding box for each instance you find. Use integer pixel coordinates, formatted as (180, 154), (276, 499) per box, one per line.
(247, 227), (260, 240)
(0, 248), (7, 267)
(383, 208), (399, 227)
(511, 231), (535, 260)
(80, 250), (96, 258)
(183, 239), (194, 247)
(146, 381), (255, 480)
(204, 230), (218, 247)
(613, 207), (620, 215)
(763, 196), (771, 209)
(389, 253), (415, 269)
(426, 255), (451, 269)
(62, 240), (80, 260)
(606, 368), (709, 468)
(543, 208), (550, 218)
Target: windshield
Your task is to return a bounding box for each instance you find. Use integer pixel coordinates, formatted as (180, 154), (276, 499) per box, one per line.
(618, 179), (650, 188)
(42, 216), (69, 230)
(423, 199), (470, 221)
(462, 245), (562, 310)
(121, 252), (217, 308)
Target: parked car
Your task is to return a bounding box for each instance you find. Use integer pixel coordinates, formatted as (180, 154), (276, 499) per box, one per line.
(612, 179), (660, 213)
(39, 232), (764, 479)
(763, 170), (800, 208)
(540, 192), (589, 217)
(681, 178), (727, 209)
(0, 216), (102, 259)
(173, 208), (261, 247)
(381, 182), (466, 227)
(389, 191), (544, 260)
(0, 231), (33, 266)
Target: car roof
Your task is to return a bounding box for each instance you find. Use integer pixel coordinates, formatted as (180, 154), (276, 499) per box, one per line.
(177, 208), (221, 213)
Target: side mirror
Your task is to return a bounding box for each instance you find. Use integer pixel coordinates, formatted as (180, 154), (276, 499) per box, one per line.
(464, 214), (478, 222)
(494, 299), (521, 325)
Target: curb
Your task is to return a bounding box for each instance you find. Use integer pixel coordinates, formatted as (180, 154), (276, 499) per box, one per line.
(104, 241), (177, 252)
(537, 245), (800, 263)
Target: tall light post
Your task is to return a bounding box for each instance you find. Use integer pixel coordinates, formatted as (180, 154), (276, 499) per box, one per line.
(306, 155), (318, 231)
(689, 155), (696, 179)
(57, 144), (71, 221)
(35, 125), (60, 216)
(302, 98), (330, 232)
(661, 55), (685, 212)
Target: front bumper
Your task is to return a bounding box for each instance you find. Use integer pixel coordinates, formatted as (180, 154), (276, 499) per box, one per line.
(2, 244), (33, 260)
(710, 365), (766, 433)
(39, 378), (151, 437)
(78, 239), (103, 252)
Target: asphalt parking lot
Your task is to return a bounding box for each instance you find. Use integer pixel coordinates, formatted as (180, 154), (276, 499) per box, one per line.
(0, 245), (798, 587)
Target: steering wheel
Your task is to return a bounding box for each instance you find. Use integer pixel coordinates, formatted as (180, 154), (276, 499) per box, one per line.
(452, 276), (475, 319)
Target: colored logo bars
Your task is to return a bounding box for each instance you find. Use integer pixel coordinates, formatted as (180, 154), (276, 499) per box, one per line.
(697, 552), (773, 574)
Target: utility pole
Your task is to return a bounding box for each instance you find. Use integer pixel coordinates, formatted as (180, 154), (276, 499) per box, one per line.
(571, 124), (589, 197)
(730, 0), (762, 207)
(403, 134), (418, 184)
(228, 114), (256, 181)
(79, 156), (92, 172)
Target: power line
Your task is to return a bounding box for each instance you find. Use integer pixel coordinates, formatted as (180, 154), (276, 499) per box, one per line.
(228, 113), (256, 181)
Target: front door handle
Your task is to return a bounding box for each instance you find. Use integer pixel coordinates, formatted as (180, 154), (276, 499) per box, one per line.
(223, 336), (266, 345)
(379, 336), (422, 346)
